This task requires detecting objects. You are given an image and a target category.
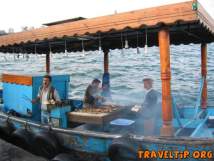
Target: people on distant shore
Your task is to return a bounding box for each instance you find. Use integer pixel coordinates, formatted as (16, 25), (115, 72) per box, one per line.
(83, 78), (105, 108)
(32, 75), (61, 124)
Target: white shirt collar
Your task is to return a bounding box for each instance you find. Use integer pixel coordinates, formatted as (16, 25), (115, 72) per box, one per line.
(145, 88), (153, 94)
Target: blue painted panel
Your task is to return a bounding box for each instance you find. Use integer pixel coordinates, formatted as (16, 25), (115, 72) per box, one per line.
(3, 81), (40, 121)
(3, 74), (70, 122)
(3, 83), (32, 115)
(50, 105), (71, 128)
(180, 107), (198, 118)
(207, 107), (214, 115)
(63, 134), (111, 154)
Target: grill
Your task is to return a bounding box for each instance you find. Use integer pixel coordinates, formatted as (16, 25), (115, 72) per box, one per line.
(69, 105), (130, 126)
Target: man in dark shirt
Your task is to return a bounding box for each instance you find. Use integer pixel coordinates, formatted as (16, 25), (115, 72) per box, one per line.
(141, 78), (159, 117)
(83, 79), (105, 108)
(141, 77), (160, 135)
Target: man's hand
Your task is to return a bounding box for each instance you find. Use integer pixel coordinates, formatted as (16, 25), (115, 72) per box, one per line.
(96, 96), (105, 102)
(31, 96), (40, 104)
(131, 105), (142, 112)
(49, 99), (62, 106)
(31, 98), (38, 104)
(55, 100), (62, 106)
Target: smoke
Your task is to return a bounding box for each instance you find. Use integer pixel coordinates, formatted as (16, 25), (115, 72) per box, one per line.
(108, 90), (162, 136)
(110, 92), (144, 106)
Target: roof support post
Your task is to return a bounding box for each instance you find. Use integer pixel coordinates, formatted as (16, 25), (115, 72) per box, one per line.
(46, 52), (50, 74)
(102, 49), (111, 98)
(104, 50), (109, 73)
(201, 43), (207, 109)
(158, 27), (174, 137)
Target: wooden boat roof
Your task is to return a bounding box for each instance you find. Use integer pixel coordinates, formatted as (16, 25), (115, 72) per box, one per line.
(0, 0), (213, 53)
(43, 17), (87, 26)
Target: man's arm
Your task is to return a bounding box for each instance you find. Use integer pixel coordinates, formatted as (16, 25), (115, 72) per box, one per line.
(142, 93), (149, 108)
(32, 87), (42, 104)
(32, 96), (40, 104)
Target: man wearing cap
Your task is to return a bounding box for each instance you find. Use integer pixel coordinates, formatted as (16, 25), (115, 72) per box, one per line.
(142, 78), (159, 111)
(132, 77), (161, 135)
(141, 77), (161, 135)
(83, 79), (105, 108)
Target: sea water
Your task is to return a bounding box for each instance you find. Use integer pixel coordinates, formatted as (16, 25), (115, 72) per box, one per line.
(0, 43), (214, 107)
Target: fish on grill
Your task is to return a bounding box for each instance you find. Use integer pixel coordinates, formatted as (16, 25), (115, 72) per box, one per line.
(75, 105), (119, 114)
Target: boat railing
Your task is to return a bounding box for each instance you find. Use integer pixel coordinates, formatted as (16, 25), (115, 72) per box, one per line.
(174, 76), (208, 136)
(172, 96), (183, 128)
(0, 111), (122, 139)
(193, 76), (205, 119)
(172, 77), (205, 126)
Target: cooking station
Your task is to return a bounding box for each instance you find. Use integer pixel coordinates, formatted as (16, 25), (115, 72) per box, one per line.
(68, 105), (133, 129)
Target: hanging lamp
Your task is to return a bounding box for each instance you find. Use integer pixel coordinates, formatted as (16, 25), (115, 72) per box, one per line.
(82, 40), (85, 56)
(125, 33), (129, 49)
(64, 40), (68, 56)
(49, 43), (52, 56)
(99, 34), (102, 54)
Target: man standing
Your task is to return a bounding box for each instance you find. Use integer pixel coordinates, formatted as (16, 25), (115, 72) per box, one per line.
(142, 78), (159, 111)
(32, 75), (61, 124)
(141, 77), (160, 135)
(132, 77), (161, 135)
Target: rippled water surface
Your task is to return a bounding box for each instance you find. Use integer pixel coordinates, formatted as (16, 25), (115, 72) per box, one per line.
(0, 43), (214, 106)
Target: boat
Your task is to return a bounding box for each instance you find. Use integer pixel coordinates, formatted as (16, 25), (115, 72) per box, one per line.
(0, 0), (214, 160)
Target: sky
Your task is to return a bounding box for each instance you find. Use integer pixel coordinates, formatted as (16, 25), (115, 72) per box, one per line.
(0, 0), (213, 32)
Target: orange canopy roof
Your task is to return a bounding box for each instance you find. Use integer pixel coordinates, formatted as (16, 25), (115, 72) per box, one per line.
(0, 1), (213, 53)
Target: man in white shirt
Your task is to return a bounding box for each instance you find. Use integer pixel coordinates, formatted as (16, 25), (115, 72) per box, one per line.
(32, 75), (61, 124)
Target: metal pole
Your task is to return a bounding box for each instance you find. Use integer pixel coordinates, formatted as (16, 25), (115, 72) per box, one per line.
(201, 43), (207, 109)
(158, 27), (174, 137)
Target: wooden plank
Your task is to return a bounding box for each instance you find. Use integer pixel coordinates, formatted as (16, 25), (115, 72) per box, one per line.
(2, 73), (32, 86)
(69, 112), (106, 125)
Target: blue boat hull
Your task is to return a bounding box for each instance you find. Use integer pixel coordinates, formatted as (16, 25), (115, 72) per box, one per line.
(0, 106), (214, 160)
